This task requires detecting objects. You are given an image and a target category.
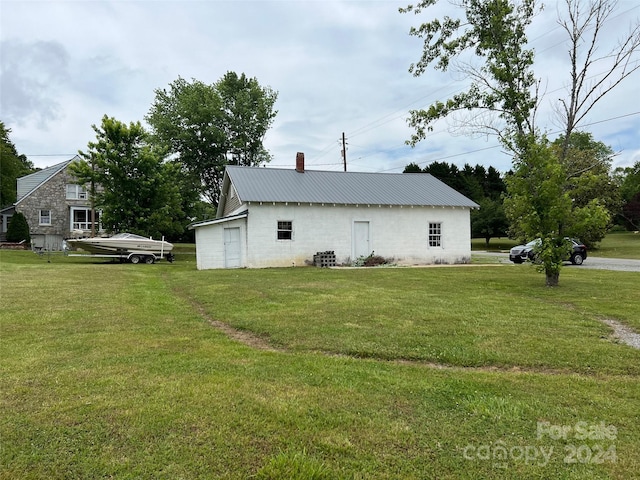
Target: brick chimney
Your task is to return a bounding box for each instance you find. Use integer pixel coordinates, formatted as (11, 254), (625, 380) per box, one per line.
(296, 152), (305, 172)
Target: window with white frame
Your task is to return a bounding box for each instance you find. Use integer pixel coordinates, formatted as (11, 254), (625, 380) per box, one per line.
(39, 209), (52, 225)
(66, 184), (88, 200)
(277, 221), (293, 240)
(71, 208), (101, 231)
(428, 222), (442, 247)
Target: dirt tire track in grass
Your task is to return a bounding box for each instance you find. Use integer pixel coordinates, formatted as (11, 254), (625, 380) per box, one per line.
(168, 276), (639, 377)
(555, 302), (640, 350)
(169, 280), (284, 352)
(600, 318), (640, 349)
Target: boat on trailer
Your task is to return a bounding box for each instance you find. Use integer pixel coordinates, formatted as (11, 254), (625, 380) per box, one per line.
(66, 233), (174, 263)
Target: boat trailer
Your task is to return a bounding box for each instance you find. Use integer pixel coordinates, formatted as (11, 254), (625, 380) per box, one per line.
(65, 250), (175, 264)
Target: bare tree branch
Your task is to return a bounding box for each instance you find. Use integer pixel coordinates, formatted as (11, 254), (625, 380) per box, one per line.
(556, 0), (640, 161)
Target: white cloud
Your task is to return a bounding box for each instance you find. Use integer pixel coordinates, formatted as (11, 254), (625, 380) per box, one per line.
(0, 0), (638, 174)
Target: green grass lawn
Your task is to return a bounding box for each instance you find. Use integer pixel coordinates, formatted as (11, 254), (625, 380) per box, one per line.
(472, 231), (640, 259)
(471, 237), (518, 251)
(590, 232), (640, 259)
(1, 250), (639, 479)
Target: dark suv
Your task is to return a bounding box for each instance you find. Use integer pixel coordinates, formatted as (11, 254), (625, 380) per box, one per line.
(509, 238), (587, 265)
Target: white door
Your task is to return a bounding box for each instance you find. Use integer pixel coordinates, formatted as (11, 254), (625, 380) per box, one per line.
(224, 227), (241, 268)
(353, 221), (370, 259)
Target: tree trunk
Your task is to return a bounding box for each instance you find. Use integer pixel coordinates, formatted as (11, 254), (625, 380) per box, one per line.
(545, 270), (560, 287)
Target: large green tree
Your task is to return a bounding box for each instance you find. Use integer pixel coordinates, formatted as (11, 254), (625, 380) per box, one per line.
(71, 116), (184, 239)
(400, 0), (539, 153)
(551, 132), (617, 246)
(1, 121), (35, 207)
(503, 139), (574, 285)
(472, 198), (509, 247)
(614, 161), (640, 230)
(401, 0), (638, 285)
(146, 72), (278, 207)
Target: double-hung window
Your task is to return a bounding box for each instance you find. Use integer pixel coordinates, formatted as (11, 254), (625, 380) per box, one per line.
(428, 222), (442, 247)
(66, 184), (87, 200)
(277, 221), (293, 240)
(39, 209), (52, 225)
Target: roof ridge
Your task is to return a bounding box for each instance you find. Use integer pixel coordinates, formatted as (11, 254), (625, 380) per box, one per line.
(225, 165), (427, 176)
(16, 155), (80, 204)
(224, 165), (478, 209)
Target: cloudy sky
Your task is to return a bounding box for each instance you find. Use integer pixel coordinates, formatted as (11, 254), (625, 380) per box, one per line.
(1, 0), (639, 174)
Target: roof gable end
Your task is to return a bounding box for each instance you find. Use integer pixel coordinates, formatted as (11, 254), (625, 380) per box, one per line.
(16, 156), (81, 204)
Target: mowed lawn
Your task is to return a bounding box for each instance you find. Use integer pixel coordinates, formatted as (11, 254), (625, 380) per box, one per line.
(472, 231), (640, 260)
(1, 250), (639, 479)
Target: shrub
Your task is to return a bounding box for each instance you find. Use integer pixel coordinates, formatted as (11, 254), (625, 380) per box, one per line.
(6, 212), (30, 243)
(353, 251), (389, 267)
(364, 254), (388, 267)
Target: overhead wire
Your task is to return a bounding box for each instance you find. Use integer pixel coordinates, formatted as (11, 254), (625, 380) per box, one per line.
(24, 5), (640, 171)
(340, 3), (640, 172)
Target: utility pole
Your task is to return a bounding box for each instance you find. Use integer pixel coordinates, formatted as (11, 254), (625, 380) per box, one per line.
(341, 132), (347, 171)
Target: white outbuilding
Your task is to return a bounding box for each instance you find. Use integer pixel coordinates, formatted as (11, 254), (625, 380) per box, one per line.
(189, 153), (479, 269)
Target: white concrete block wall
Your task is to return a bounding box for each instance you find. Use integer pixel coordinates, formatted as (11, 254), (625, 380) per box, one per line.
(194, 217), (246, 270)
(194, 203), (472, 269)
(244, 203), (471, 268)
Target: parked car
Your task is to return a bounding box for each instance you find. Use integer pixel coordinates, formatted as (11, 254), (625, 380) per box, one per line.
(509, 238), (587, 265)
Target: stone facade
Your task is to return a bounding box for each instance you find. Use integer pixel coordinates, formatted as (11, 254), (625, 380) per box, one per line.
(16, 162), (99, 250)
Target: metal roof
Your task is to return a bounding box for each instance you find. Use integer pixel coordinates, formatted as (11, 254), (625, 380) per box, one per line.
(223, 166), (479, 210)
(189, 210), (248, 230)
(16, 156), (79, 203)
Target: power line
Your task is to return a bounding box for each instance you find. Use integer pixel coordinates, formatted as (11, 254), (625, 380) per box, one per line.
(342, 3), (640, 149)
(367, 110), (640, 173)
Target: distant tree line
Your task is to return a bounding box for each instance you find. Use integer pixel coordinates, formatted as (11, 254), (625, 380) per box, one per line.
(405, 130), (639, 247)
(0, 121), (36, 208)
(404, 160), (508, 246)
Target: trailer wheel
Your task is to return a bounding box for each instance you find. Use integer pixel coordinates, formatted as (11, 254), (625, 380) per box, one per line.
(129, 255), (141, 264)
(145, 256), (155, 264)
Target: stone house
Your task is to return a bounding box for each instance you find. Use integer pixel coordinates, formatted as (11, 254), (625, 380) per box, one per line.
(8, 156), (101, 250)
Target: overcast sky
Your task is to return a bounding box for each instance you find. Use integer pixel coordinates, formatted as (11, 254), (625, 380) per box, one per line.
(1, 0), (639, 174)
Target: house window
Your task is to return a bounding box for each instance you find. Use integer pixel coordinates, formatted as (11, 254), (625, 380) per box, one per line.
(39, 210), (52, 225)
(71, 208), (100, 231)
(428, 222), (442, 247)
(66, 184), (88, 200)
(277, 221), (293, 240)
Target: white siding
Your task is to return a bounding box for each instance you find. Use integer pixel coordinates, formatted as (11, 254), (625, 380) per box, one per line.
(194, 203), (472, 269)
(194, 217), (247, 270)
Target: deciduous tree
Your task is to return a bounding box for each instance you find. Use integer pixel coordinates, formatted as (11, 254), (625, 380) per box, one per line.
(551, 132), (617, 246)
(71, 116), (184, 239)
(472, 198), (509, 247)
(503, 140), (573, 286)
(146, 73), (278, 207)
(0, 121), (34, 207)
(400, 0), (539, 153)
(614, 161), (640, 230)
(401, 0), (639, 285)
